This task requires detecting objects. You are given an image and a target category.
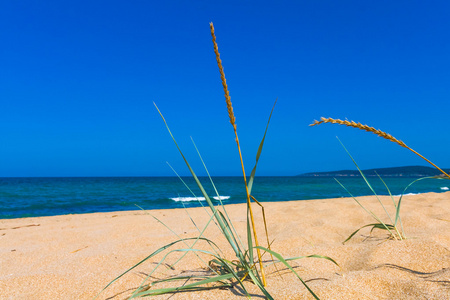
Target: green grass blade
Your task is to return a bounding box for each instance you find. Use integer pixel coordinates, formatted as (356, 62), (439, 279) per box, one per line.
(369, 223), (395, 234)
(190, 136), (245, 251)
(255, 246), (320, 300)
(154, 103), (241, 257)
(246, 209), (254, 264)
(132, 272), (238, 297)
(134, 205), (222, 271)
(343, 223), (394, 244)
(129, 240), (222, 297)
(395, 176), (443, 226)
(374, 171), (396, 208)
(247, 99), (277, 195)
(334, 178), (397, 239)
(336, 138), (395, 226)
(130, 248), (248, 298)
(282, 254), (339, 267)
(95, 237), (212, 299)
(166, 162), (209, 211)
(244, 264), (274, 300)
(375, 171), (405, 237)
(166, 161), (227, 249)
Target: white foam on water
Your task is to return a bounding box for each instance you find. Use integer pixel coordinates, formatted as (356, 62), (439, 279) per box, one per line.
(440, 187), (449, 191)
(170, 196), (230, 202)
(170, 197), (205, 202)
(393, 192), (420, 197)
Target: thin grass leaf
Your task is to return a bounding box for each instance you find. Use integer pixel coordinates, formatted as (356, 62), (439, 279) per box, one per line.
(282, 254), (339, 267)
(149, 274), (232, 289)
(374, 172), (397, 209)
(247, 99), (277, 195)
(135, 204), (221, 272)
(129, 243), (224, 298)
(176, 204), (224, 267)
(166, 162), (210, 212)
(166, 161), (227, 251)
(154, 103), (242, 258)
(95, 237), (216, 299)
(255, 246), (320, 300)
(375, 171), (405, 237)
(343, 223), (395, 244)
(131, 248), (249, 298)
(395, 176), (445, 226)
(132, 272), (239, 297)
(369, 223), (396, 234)
(190, 137), (245, 251)
(336, 138), (400, 239)
(246, 210), (254, 264)
(337, 138), (396, 226)
(335, 178), (396, 239)
(244, 263), (274, 300)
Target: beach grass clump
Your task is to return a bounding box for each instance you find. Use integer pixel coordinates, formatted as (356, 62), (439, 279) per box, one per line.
(310, 117), (450, 243)
(97, 24), (338, 299)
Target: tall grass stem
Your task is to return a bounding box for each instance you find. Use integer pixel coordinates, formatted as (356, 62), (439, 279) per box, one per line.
(210, 22), (266, 286)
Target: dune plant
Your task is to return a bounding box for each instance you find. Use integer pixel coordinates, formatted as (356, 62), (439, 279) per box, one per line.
(96, 24), (338, 299)
(310, 117), (450, 243)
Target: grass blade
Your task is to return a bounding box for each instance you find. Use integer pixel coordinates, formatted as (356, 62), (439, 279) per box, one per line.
(190, 136), (245, 250)
(375, 171), (405, 237)
(282, 254), (339, 267)
(255, 246), (320, 300)
(343, 223), (395, 244)
(95, 237), (213, 299)
(154, 102), (242, 258)
(335, 178), (395, 237)
(132, 271), (239, 297)
(247, 99), (277, 195)
(335, 138), (399, 239)
(395, 176), (446, 226)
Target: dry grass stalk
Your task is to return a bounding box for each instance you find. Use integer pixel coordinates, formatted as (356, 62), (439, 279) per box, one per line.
(310, 117), (450, 179)
(209, 22), (267, 286)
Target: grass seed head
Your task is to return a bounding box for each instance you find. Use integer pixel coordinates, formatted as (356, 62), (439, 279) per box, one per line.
(210, 22), (236, 130)
(310, 117), (408, 148)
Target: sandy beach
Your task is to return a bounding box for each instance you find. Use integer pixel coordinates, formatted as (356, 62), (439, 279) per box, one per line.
(1, 192), (449, 299)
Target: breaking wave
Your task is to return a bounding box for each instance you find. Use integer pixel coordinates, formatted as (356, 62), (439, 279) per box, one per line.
(170, 196), (231, 202)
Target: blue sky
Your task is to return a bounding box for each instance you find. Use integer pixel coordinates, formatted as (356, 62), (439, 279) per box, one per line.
(1, 1), (449, 177)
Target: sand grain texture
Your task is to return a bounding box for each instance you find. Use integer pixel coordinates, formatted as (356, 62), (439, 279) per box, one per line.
(1, 192), (449, 299)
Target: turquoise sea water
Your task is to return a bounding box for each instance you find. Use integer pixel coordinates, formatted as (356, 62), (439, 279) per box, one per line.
(1, 176), (449, 219)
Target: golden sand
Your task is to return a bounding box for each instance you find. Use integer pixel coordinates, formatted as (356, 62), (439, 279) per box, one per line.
(1, 192), (449, 299)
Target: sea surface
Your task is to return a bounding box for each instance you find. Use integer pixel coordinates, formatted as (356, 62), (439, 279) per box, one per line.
(1, 176), (449, 219)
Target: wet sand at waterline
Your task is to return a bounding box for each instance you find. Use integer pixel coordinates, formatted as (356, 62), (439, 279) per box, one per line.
(1, 192), (449, 299)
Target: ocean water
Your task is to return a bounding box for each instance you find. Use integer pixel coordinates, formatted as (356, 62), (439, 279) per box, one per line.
(0, 176), (449, 219)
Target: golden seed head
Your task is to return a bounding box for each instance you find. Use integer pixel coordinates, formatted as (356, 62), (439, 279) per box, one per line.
(310, 117), (408, 148)
(210, 22), (236, 129)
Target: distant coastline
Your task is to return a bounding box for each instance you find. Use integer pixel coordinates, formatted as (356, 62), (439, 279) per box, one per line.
(297, 165), (450, 177)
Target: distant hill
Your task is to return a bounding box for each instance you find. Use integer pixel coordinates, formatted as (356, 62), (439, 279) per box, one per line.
(298, 166), (450, 177)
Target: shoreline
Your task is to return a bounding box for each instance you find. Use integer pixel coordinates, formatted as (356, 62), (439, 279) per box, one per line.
(1, 192), (449, 299)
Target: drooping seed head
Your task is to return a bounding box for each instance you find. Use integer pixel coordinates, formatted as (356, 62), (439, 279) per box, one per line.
(310, 117), (408, 148)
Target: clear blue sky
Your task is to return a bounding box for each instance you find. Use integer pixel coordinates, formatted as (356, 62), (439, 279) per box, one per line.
(1, 1), (449, 177)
